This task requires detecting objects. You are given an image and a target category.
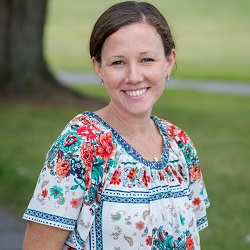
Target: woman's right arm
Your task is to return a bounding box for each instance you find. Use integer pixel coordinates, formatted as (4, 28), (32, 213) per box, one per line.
(22, 221), (70, 250)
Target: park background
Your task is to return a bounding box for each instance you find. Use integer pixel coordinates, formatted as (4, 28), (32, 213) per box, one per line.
(0, 0), (250, 249)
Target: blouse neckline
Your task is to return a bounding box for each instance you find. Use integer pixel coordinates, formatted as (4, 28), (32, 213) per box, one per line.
(82, 111), (170, 169)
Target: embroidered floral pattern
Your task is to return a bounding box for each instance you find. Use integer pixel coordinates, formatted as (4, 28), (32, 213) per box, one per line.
(95, 132), (116, 162)
(50, 185), (63, 199)
(41, 188), (48, 199)
(110, 169), (122, 185)
(135, 220), (145, 231)
(152, 227), (195, 250)
(23, 112), (209, 250)
(146, 235), (153, 246)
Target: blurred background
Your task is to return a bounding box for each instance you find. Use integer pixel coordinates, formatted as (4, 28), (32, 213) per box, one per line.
(0, 0), (249, 249)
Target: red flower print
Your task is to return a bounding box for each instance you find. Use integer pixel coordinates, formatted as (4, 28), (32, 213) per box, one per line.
(142, 170), (151, 187)
(135, 221), (145, 231)
(164, 166), (171, 174)
(84, 171), (91, 191)
(186, 236), (194, 250)
(41, 189), (48, 198)
(167, 125), (178, 138)
(158, 171), (165, 181)
(70, 114), (87, 125)
(192, 197), (201, 206)
(95, 132), (116, 162)
(64, 135), (78, 147)
(172, 169), (183, 184)
(145, 235), (152, 246)
(178, 130), (188, 145)
(110, 169), (121, 185)
(177, 176), (183, 184)
(127, 168), (136, 180)
(190, 165), (201, 180)
(56, 158), (70, 177)
(70, 198), (80, 208)
(89, 120), (102, 132)
(173, 169), (177, 176)
(80, 142), (94, 168)
(77, 126), (97, 141)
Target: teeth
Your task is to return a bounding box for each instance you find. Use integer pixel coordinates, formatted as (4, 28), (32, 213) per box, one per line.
(126, 88), (147, 97)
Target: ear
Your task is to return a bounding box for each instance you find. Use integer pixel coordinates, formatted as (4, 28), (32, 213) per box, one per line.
(92, 57), (103, 81)
(165, 49), (177, 77)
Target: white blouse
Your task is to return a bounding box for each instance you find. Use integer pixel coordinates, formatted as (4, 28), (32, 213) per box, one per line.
(23, 111), (209, 249)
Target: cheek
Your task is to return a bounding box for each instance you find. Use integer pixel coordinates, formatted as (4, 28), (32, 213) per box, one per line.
(146, 62), (167, 81)
(103, 69), (124, 86)
(146, 68), (166, 87)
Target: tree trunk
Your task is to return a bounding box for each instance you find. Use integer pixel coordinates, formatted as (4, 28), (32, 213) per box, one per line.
(0, 0), (98, 106)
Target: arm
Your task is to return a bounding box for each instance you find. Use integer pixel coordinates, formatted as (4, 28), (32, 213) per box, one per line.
(22, 221), (70, 250)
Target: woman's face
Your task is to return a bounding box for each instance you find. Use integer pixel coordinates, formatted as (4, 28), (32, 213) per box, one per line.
(92, 22), (176, 117)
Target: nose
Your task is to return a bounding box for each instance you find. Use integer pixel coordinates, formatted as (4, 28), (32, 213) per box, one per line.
(125, 64), (143, 84)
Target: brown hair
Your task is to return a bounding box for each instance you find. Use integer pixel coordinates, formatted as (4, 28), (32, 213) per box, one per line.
(89, 1), (175, 62)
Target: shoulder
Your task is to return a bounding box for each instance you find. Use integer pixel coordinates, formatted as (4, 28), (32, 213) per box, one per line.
(155, 117), (194, 147)
(156, 117), (199, 169)
(62, 111), (108, 135)
(56, 111), (117, 162)
(66, 111), (99, 127)
(46, 111), (110, 168)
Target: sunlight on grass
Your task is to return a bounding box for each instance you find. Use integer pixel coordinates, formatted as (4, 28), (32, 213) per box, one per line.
(45, 0), (250, 81)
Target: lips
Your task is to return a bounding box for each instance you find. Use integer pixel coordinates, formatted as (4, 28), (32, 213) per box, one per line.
(125, 88), (148, 97)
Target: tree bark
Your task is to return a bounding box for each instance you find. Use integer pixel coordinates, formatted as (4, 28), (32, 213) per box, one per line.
(0, 0), (97, 107)
(0, 0), (10, 89)
(1, 0), (51, 92)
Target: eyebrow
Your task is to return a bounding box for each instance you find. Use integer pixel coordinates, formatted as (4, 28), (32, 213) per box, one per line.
(140, 51), (156, 55)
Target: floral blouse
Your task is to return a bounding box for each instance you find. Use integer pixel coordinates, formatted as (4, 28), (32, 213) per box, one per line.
(23, 111), (209, 250)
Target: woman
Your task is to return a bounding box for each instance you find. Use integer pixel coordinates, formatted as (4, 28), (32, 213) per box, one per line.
(23, 1), (209, 249)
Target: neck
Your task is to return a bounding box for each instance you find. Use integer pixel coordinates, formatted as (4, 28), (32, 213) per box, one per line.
(108, 104), (152, 136)
(108, 104), (158, 162)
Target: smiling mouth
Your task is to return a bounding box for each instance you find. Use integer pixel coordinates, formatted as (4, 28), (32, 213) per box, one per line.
(124, 88), (148, 97)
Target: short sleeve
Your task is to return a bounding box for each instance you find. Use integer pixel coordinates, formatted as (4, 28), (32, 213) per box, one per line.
(23, 113), (118, 235)
(166, 121), (210, 231)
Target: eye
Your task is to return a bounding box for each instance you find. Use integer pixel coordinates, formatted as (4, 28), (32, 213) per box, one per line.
(141, 58), (154, 63)
(112, 60), (125, 66)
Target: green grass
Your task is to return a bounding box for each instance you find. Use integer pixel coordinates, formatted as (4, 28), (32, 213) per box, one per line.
(1, 86), (249, 249)
(45, 0), (250, 81)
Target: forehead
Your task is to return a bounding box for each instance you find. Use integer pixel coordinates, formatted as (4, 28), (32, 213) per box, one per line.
(110, 22), (159, 40)
(102, 22), (164, 54)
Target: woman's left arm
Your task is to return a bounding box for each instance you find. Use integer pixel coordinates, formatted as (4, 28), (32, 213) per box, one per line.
(23, 221), (70, 250)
